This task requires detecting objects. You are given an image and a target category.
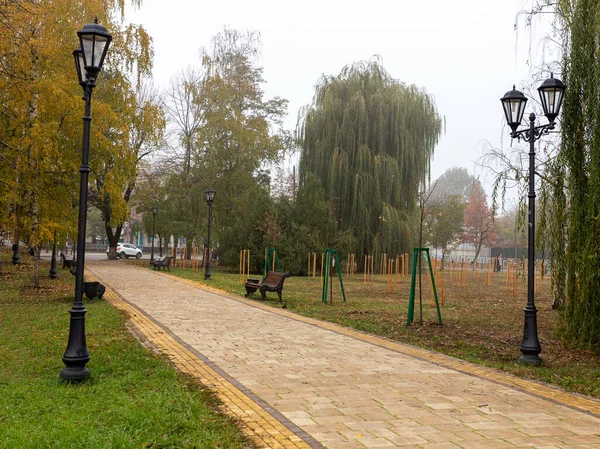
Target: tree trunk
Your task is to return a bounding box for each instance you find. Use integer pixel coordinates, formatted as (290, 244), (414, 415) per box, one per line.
(33, 246), (40, 288)
(105, 224), (123, 259)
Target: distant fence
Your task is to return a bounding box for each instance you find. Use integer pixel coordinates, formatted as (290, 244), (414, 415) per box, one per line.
(490, 247), (546, 259)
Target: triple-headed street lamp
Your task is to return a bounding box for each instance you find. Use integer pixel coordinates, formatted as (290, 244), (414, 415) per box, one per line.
(150, 205), (158, 263)
(500, 74), (565, 366)
(60, 19), (112, 381)
(204, 188), (216, 280)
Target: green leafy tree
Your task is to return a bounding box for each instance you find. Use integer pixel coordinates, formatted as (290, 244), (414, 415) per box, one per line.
(297, 58), (443, 266)
(91, 80), (166, 259)
(276, 174), (348, 275)
(423, 168), (473, 257)
(424, 194), (466, 257)
(157, 28), (289, 260)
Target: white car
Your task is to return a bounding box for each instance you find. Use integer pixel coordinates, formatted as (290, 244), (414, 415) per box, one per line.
(107, 243), (143, 259)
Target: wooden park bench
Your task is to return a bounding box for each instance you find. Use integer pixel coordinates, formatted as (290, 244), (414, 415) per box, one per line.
(151, 255), (172, 271)
(245, 271), (290, 303)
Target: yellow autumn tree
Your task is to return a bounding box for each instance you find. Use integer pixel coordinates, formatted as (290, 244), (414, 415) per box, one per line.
(0, 0), (160, 278)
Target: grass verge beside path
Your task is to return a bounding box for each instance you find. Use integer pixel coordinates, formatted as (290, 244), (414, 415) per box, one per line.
(0, 253), (254, 449)
(161, 264), (600, 400)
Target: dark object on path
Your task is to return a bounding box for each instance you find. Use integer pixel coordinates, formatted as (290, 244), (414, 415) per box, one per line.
(151, 255), (172, 271)
(245, 271), (289, 303)
(60, 252), (75, 270)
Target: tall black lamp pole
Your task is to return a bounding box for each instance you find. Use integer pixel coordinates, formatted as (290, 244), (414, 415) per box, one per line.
(60, 19), (112, 381)
(150, 205), (158, 263)
(500, 74), (565, 366)
(204, 188), (216, 280)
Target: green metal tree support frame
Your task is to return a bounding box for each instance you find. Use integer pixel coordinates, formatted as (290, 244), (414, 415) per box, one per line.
(407, 247), (443, 326)
(321, 249), (347, 304)
(262, 247), (281, 281)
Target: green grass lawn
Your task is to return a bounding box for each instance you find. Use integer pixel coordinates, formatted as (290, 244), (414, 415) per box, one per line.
(0, 253), (253, 449)
(162, 263), (600, 399)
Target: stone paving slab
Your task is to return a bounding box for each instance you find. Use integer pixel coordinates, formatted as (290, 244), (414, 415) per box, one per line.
(87, 262), (600, 449)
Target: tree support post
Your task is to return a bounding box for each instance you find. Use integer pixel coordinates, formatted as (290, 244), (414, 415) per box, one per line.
(407, 247), (442, 326)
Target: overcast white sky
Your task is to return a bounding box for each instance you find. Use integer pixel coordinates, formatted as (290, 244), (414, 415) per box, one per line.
(125, 0), (555, 199)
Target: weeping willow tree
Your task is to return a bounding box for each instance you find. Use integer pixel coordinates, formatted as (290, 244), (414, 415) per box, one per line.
(297, 59), (442, 262)
(550, 0), (600, 347)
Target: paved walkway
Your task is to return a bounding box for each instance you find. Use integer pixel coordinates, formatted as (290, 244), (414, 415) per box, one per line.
(87, 262), (600, 449)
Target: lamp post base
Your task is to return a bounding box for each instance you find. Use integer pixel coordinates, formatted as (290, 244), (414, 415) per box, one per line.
(11, 244), (20, 265)
(519, 354), (542, 366)
(49, 242), (58, 279)
(60, 305), (90, 380)
(59, 365), (91, 381)
(519, 305), (542, 366)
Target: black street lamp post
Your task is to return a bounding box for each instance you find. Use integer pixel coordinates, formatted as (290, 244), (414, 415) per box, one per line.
(11, 243), (20, 265)
(60, 19), (112, 381)
(151, 205), (158, 263)
(49, 231), (58, 279)
(500, 74), (565, 366)
(204, 188), (216, 280)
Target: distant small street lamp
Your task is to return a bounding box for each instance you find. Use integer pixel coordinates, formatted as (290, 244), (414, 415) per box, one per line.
(500, 74), (565, 366)
(151, 205), (158, 263)
(49, 231), (58, 279)
(60, 18), (112, 381)
(204, 188), (216, 280)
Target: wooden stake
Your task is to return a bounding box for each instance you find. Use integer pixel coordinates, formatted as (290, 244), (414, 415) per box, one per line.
(429, 259), (436, 305)
(505, 259), (510, 295)
(513, 260), (518, 297)
(540, 259), (544, 293)
(320, 252), (324, 286)
(400, 254), (404, 282)
(372, 254), (375, 282)
(440, 260), (445, 306)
